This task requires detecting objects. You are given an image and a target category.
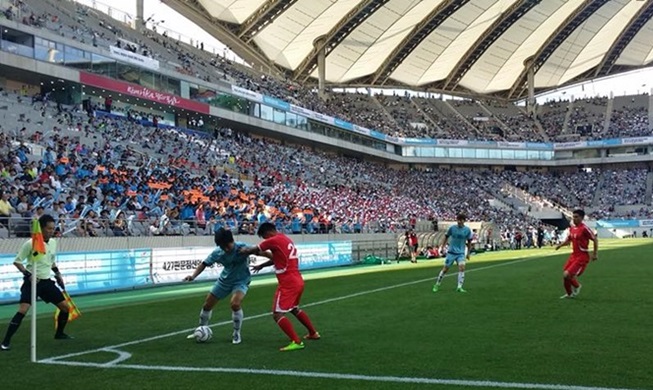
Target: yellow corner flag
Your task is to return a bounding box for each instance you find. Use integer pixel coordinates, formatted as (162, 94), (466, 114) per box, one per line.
(31, 218), (46, 260)
(54, 291), (82, 330)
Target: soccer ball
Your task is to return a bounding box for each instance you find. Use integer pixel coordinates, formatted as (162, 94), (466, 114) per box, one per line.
(193, 325), (213, 343)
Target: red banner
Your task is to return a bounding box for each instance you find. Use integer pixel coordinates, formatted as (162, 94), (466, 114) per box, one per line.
(79, 72), (210, 114)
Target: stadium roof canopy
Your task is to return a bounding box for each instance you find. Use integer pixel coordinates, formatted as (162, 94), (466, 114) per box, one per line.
(163, 0), (653, 100)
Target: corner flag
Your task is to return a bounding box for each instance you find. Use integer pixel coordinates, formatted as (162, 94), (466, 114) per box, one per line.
(54, 292), (82, 330)
(31, 218), (46, 260)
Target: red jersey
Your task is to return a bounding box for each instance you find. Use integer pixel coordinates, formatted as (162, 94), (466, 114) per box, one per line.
(568, 223), (595, 258)
(258, 233), (303, 285)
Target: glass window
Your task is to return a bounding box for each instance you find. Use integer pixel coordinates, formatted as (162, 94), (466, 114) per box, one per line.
(63, 45), (88, 67)
(35, 37), (63, 63)
(273, 108), (285, 125)
(514, 150), (527, 159)
(285, 112), (297, 128)
(0, 27), (34, 58)
(488, 149), (501, 159)
(434, 148), (446, 158)
(449, 148), (462, 158)
(139, 69), (156, 89)
(527, 150), (540, 159)
(462, 148), (476, 158)
(259, 104), (273, 122)
(476, 149), (489, 159)
(501, 150), (515, 159)
(250, 102), (260, 118)
(296, 115), (308, 130)
(403, 147), (415, 157)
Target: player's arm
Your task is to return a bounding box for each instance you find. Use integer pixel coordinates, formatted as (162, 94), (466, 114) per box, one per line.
(555, 233), (570, 250)
(466, 239), (473, 260)
(185, 249), (218, 282)
(590, 231), (599, 261)
(184, 262), (208, 282)
(13, 241), (32, 278)
(441, 232), (449, 248)
(51, 263), (65, 290)
(239, 245), (264, 256)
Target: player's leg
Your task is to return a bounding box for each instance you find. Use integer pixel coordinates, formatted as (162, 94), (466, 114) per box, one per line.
(272, 286), (304, 351)
(569, 263), (587, 297)
(1, 302), (30, 350)
(2, 277), (35, 350)
(288, 286), (319, 340)
(230, 288), (247, 344)
(200, 281), (229, 326)
(434, 256), (453, 292)
(38, 280), (71, 339)
(456, 259), (467, 292)
(561, 269), (574, 298)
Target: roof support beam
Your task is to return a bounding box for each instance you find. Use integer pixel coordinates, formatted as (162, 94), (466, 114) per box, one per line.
(292, 0), (389, 82)
(594, 2), (653, 78)
(238, 0), (299, 42)
(507, 0), (609, 100)
(442, 0), (540, 91)
(368, 0), (467, 86)
(160, 0), (278, 73)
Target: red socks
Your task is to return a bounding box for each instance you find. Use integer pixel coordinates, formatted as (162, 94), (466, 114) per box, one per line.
(563, 278), (573, 295)
(294, 310), (317, 335)
(276, 317), (301, 344)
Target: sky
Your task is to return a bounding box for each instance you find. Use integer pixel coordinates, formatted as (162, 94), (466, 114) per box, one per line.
(75, 0), (653, 104)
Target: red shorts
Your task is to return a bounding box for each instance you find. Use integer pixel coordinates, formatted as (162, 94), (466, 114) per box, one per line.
(564, 254), (589, 277)
(272, 282), (304, 313)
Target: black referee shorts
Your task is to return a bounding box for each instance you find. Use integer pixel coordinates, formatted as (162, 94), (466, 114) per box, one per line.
(19, 278), (65, 305)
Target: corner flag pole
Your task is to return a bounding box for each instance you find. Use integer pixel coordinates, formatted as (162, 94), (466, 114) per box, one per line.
(30, 258), (37, 363)
(29, 218), (46, 363)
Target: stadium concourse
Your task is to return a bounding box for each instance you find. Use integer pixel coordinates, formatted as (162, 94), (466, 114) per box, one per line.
(1, 0), (653, 242)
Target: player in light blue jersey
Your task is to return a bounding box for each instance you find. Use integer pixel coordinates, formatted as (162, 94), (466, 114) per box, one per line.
(432, 213), (473, 293)
(183, 228), (251, 344)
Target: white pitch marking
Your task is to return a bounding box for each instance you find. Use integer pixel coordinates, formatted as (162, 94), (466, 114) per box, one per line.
(40, 361), (644, 390)
(41, 256), (536, 363)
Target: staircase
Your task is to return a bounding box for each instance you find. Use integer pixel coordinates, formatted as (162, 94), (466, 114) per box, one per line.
(602, 96), (614, 135)
(591, 171), (607, 207)
(646, 171), (653, 206)
(370, 94), (401, 128)
(411, 99), (444, 133)
(562, 99), (574, 134)
(442, 100), (480, 134)
(477, 101), (515, 138)
(522, 106), (550, 142)
(501, 183), (571, 220)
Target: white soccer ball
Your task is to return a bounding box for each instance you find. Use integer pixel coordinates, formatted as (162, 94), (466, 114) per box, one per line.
(193, 325), (213, 343)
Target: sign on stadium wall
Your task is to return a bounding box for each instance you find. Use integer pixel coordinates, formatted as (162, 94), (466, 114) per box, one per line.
(109, 46), (160, 71)
(0, 241), (353, 303)
(79, 72), (210, 114)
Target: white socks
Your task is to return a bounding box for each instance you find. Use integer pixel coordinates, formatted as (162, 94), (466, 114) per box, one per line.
(199, 309), (212, 326)
(232, 309), (243, 333)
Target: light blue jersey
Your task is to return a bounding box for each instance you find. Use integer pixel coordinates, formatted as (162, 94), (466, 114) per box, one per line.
(203, 242), (251, 299)
(446, 225), (473, 255)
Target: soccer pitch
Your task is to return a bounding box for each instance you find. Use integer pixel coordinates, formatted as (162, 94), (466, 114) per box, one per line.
(1, 239), (652, 390)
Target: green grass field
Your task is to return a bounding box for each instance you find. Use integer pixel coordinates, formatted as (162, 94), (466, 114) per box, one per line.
(1, 239), (652, 390)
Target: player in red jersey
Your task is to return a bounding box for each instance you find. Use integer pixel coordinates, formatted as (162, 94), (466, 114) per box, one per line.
(240, 222), (319, 351)
(555, 209), (598, 299)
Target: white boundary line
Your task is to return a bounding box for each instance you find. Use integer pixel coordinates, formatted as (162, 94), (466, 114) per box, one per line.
(38, 256), (645, 390)
(39, 360), (642, 390)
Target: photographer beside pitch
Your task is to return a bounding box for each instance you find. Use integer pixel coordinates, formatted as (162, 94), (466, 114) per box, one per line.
(1, 215), (72, 351)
